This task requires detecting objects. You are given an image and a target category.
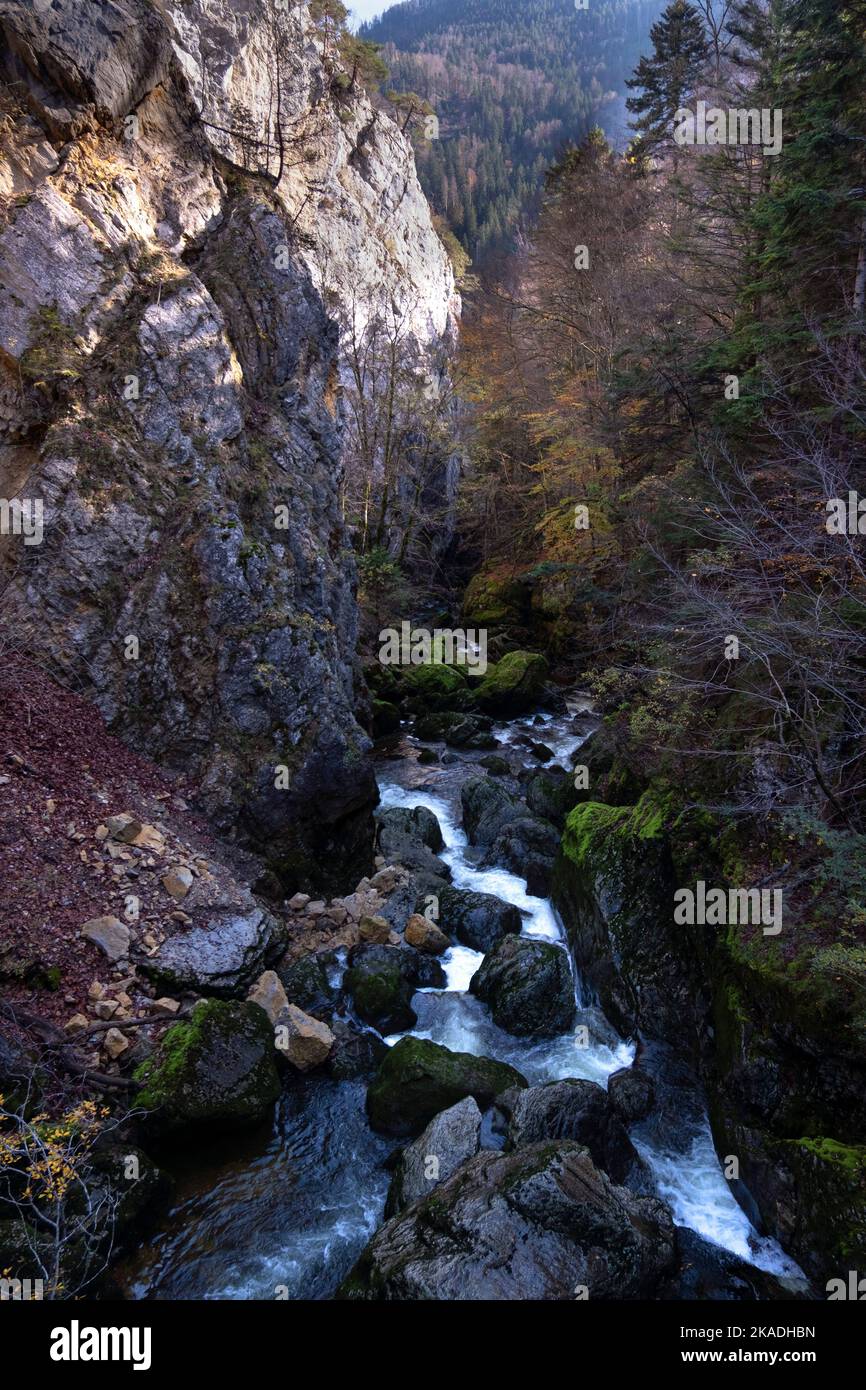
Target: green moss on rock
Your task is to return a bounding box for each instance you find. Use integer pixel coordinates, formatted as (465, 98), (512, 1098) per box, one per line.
(134, 999), (280, 1138)
(476, 650), (549, 715)
(461, 570), (527, 627)
(366, 1036), (527, 1136)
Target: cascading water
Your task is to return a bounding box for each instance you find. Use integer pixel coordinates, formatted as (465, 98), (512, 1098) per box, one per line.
(124, 698), (806, 1299)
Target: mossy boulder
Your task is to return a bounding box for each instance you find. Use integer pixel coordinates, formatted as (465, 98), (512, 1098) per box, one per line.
(476, 651), (549, 716)
(366, 1036), (528, 1136)
(461, 570), (528, 627)
(371, 698), (400, 738)
(344, 948), (416, 1034)
(414, 710), (496, 748)
(399, 663), (475, 712)
(133, 999), (281, 1138)
(343, 944), (445, 1035)
(470, 936), (576, 1037)
(277, 952), (336, 1021)
(479, 753), (511, 776)
(551, 793), (703, 1040)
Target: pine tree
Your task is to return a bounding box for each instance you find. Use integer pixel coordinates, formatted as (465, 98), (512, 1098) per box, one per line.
(626, 0), (711, 156)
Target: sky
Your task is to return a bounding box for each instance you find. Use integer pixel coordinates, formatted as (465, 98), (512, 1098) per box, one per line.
(347, 0), (391, 28)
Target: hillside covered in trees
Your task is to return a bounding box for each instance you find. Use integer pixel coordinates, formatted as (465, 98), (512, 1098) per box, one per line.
(362, 0), (664, 260)
(452, 0), (866, 1285)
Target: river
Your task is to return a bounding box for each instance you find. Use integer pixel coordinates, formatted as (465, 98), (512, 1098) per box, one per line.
(124, 698), (806, 1298)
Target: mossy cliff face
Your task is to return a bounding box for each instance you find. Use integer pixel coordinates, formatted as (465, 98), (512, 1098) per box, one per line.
(552, 796), (712, 1043)
(552, 795), (866, 1284)
(0, 0), (456, 894)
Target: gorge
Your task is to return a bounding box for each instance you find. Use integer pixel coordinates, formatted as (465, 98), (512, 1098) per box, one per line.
(0, 0), (864, 1315)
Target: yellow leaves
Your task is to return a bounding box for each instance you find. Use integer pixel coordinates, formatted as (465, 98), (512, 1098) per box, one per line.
(1, 1098), (105, 1204)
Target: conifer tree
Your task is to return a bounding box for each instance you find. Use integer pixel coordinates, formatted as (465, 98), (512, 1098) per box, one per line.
(626, 0), (711, 156)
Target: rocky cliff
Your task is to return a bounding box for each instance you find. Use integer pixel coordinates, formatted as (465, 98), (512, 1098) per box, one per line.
(0, 0), (458, 892)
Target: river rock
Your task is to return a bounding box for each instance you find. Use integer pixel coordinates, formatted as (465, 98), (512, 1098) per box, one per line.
(343, 944), (445, 1035)
(461, 776), (522, 843)
(326, 1019), (388, 1081)
(487, 815), (561, 896)
(470, 936), (576, 1037)
(385, 1097), (482, 1216)
(475, 651), (550, 716)
(134, 999), (280, 1137)
(275, 1004), (335, 1072)
(366, 1036), (527, 1136)
(376, 806), (444, 852)
(404, 913), (450, 955)
(608, 1066), (656, 1123)
(663, 1227), (810, 1302)
(433, 885), (521, 953)
(414, 711), (497, 749)
(341, 1142), (675, 1299)
(276, 952), (335, 1021)
(461, 776), (559, 894)
(371, 699), (401, 738)
(501, 1079), (641, 1184)
(478, 754), (511, 776)
(524, 766), (580, 828)
(374, 817), (452, 882)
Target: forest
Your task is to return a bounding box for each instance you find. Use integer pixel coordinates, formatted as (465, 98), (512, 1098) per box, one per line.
(362, 0), (663, 260)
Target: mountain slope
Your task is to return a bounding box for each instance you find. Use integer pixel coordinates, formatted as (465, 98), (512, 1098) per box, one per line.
(363, 0), (664, 260)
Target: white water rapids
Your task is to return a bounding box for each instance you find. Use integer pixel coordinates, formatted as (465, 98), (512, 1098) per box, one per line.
(126, 701), (807, 1298)
(376, 705), (805, 1283)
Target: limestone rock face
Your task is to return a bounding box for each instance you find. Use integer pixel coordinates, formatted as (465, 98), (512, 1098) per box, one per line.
(0, 0), (458, 893)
